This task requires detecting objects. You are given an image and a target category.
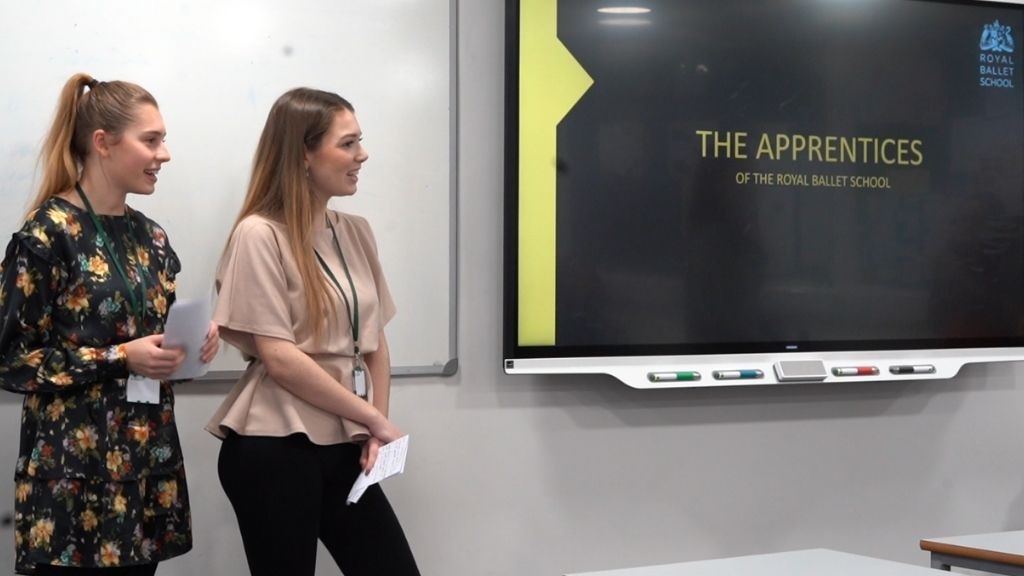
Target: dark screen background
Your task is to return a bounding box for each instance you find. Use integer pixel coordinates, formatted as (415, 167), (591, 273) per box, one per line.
(546, 0), (1024, 352)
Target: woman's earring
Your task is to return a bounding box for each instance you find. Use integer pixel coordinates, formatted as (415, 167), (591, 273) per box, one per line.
(305, 166), (311, 179)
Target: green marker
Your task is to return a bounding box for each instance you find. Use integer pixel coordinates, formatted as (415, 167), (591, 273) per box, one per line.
(648, 371), (701, 382)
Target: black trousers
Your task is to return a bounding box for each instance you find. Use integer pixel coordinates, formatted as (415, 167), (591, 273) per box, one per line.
(34, 565), (157, 576)
(218, 433), (420, 576)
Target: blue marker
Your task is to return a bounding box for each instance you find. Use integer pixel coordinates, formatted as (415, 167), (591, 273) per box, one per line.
(713, 369), (763, 380)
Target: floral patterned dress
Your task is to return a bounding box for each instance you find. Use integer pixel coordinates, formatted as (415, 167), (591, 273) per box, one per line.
(0, 197), (191, 574)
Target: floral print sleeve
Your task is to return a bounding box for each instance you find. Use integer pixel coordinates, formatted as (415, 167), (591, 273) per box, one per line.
(0, 218), (129, 393)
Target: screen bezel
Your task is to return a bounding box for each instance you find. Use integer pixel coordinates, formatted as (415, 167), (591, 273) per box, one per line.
(503, 0), (1024, 384)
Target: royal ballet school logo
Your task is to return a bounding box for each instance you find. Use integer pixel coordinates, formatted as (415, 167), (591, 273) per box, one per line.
(979, 20), (1016, 88)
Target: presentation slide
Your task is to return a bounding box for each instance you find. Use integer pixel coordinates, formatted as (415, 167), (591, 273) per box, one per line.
(513, 0), (1024, 355)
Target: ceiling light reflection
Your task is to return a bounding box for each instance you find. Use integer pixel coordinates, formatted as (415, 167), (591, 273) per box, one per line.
(597, 7), (652, 15)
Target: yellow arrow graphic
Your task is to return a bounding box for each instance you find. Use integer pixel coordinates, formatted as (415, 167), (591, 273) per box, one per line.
(518, 0), (593, 346)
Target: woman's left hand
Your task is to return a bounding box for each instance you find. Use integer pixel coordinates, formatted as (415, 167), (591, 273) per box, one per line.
(360, 437), (381, 474)
(200, 321), (220, 363)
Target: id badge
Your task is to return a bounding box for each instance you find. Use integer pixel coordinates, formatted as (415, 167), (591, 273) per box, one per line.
(126, 374), (161, 404)
(353, 366), (367, 398)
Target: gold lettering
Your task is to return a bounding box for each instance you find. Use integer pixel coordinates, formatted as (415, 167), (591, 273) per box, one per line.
(807, 135), (823, 162)
(880, 138), (897, 165)
(756, 133), (776, 160)
(910, 140), (924, 166)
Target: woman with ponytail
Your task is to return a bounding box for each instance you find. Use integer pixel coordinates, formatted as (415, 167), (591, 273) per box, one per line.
(206, 87), (419, 576)
(0, 73), (219, 575)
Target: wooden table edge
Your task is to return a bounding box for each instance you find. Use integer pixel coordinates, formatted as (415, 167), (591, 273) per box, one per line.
(920, 539), (1024, 567)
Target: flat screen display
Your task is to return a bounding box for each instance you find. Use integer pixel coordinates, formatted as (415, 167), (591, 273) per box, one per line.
(505, 0), (1024, 384)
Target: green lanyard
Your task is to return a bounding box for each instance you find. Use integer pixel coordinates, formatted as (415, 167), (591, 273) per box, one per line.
(314, 215), (360, 356)
(75, 183), (146, 332)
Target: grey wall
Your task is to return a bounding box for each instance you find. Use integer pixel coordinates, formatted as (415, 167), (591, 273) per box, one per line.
(4, 2), (1024, 575)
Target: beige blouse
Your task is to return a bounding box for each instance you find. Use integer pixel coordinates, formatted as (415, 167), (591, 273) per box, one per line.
(205, 210), (396, 445)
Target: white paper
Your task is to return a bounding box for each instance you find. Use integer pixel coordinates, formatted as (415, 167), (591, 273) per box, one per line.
(163, 298), (212, 380)
(347, 435), (409, 504)
(126, 374), (160, 404)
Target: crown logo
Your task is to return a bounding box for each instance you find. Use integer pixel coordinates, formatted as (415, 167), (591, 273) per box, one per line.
(981, 20), (1015, 53)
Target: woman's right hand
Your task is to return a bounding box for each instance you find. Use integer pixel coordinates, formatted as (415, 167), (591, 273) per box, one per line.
(123, 334), (186, 380)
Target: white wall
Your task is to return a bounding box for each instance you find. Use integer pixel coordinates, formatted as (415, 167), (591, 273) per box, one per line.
(4, 2), (1024, 575)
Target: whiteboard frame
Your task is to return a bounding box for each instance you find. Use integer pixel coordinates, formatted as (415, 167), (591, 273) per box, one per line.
(0, 0), (460, 382)
(206, 0), (460, 381)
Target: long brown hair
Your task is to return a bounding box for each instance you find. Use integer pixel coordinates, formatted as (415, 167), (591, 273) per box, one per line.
(232, 87), (356, 338)
(29, 73), (158, 216)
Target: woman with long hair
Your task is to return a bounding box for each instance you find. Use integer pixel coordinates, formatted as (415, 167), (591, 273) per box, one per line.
(0, 73), (219, 575)
(207, 87), (419, 576)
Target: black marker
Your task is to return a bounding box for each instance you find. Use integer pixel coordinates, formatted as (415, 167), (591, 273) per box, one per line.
(889, 365), (936, 375)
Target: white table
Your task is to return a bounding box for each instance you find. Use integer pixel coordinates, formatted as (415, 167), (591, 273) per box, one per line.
(920, 529), (1024, 575)
(565, 548), (941, 576)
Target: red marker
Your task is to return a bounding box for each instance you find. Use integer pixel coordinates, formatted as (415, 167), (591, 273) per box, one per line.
(832, 366), (879, 376)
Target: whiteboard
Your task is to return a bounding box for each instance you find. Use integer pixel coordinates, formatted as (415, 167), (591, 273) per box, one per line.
(0, 0), (458, 377)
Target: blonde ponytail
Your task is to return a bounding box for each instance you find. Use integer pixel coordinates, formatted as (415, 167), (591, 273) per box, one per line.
(26, 73), (158, 217)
